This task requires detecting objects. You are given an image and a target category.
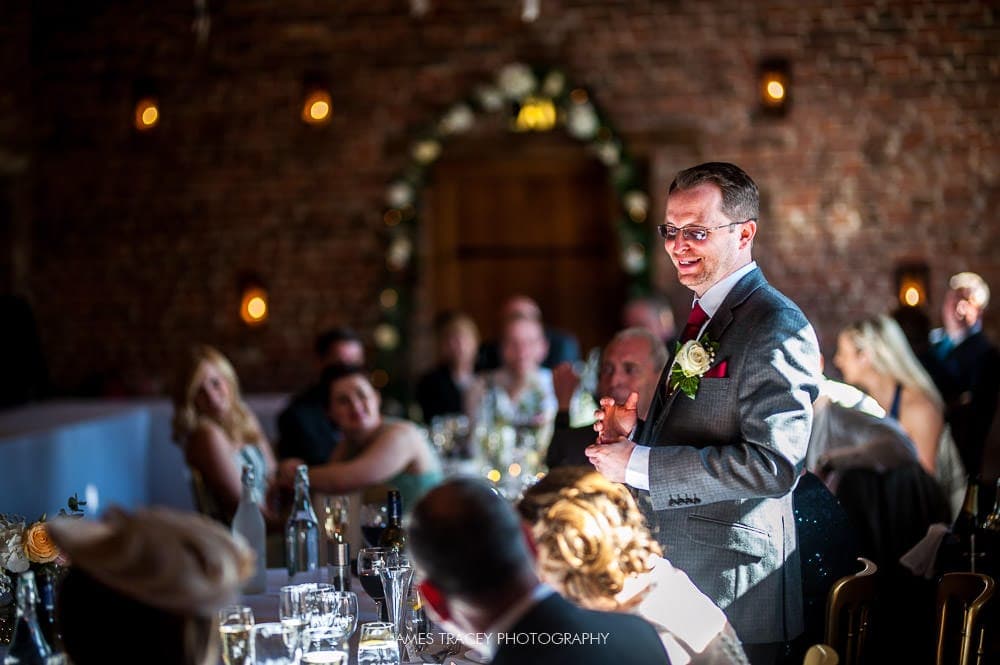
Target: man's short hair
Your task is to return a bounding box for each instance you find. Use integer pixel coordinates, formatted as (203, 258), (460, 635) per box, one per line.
(408, 478), (532, 598)
(949, 272), (990, 310)
(668, 162), (759, 224)
(608, 327), (669, 372)
(314, 327), (363, 358)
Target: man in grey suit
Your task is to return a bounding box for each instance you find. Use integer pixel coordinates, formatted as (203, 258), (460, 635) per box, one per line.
(587, 162), (821, 665)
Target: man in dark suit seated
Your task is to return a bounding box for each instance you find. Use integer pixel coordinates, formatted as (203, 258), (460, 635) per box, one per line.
(929, 271), (1000, 482)
(546, 327), (667, 469)
(408, 477), (670, 665)
(277, 327), (365, 465)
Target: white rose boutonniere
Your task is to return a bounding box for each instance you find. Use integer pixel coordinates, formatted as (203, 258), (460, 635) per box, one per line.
(670, 336), (720, 398)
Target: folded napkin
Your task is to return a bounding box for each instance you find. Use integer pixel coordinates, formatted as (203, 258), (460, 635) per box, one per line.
(899, 522), (950, 579)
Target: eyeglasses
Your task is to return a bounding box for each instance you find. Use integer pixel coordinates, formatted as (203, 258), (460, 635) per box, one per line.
(657, 221), (751, 242)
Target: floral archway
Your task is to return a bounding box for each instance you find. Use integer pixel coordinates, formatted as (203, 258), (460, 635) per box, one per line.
(371, 63), (653, 401)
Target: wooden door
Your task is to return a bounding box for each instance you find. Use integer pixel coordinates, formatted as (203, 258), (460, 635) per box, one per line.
(423, 133), (624, 357)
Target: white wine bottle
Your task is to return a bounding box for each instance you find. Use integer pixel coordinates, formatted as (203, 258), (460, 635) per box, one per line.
(377, 490), (406, 552)
(232, 464), (267, 593)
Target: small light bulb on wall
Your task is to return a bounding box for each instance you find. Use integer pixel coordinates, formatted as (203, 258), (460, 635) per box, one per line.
(239, 285), (269, 326)
(758, 58), (791, 116)
(134, 97), (160, 131)
(302, 89), (332, 125)
(895, 262), (929, 309)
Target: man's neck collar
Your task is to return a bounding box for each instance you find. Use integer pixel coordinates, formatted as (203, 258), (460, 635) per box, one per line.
(693, 261), (757, 317)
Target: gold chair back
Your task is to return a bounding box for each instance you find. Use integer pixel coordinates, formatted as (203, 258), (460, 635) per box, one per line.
(802, 643), (839, 665)
(825, 556), (878, 665)
(934, 572), (994, 665)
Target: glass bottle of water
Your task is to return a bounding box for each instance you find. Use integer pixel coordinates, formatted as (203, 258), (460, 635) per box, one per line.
(232, 464), (267, 593)
(4, 571), (53, 665)
(286, 464), (320, 579)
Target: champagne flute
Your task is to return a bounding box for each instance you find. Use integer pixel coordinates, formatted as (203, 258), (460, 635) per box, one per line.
(218, 605), (254, 665)
(300, 626), (349, 664)
(358, 621), (400, 665)
(357, 546), (390, 621)
(379, 552), (413, 646)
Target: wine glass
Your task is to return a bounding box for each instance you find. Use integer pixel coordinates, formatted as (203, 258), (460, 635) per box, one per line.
(319, 494), (350, 544)
(278, 585), (309, 658)
(252, 622), (294, 665)
(358, 621), (400, 665)
(360, 502), (387, 546)
(300, 626), (349, 664)
(218, 605), (254, 665)
(357, 546), (390, 621)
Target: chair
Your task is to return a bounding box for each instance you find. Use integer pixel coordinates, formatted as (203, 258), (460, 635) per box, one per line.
(934, 572), (995, 665)
(803, 644), (839, 665)
(825, 557), (878, 665)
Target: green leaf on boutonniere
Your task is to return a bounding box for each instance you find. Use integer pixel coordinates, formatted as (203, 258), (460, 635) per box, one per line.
(669, 335), (719, 399)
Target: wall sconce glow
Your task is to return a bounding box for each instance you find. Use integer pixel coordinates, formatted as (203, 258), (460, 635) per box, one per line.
(758, 58), (791, 115)
(240, 286), (269, 325)
(301, 90), (332, 125)
(895, 262), (929, 309)
(134, 97), (159, 130)
(514, 96), (557, 132)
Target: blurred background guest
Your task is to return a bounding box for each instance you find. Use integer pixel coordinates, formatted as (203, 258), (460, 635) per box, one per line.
(415, 311), (479, 424)
(929, 271), (1000, 484)
(834, 315), (966, 516)
(277, 326), (365, 466)
(547, 327), (667, 469)
(172, 344), (278, 524)
(408, 477), (670, 665)
(281, 363), (441, 508)
(466, 314), (557, 452)
(518, 467), (748, 665)
(476, 295), (580, 370)
(49, 506), (253, 665)
(622, 295), (677, 351)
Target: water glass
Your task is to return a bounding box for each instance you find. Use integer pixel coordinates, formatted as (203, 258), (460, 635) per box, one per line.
(299, 626), (349, 664)
(252, 622), (294, 665)
(358, 622), (400, 665)
(218, 605), (254, 665)
(278, 585), (309, 657)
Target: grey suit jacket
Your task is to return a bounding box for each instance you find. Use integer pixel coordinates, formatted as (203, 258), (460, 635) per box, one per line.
(635, 267), (821, 644)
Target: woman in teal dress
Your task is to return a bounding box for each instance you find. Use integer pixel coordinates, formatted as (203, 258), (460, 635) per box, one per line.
(172, 344), (278, 524)
(282, 363), (442, 509)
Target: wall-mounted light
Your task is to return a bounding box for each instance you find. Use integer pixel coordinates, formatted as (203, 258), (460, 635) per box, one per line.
(301, 74), (332, 126)
(133, 79), (160, 131)
(759, 58), (791, 115)
(239, 275), (269, 326)
(895, 261), (929, 308)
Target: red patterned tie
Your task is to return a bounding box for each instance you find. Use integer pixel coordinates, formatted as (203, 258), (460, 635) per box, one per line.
(679, 302), (709, 343)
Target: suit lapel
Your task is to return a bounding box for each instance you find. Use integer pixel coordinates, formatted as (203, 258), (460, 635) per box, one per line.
(651, 268), (768, 436)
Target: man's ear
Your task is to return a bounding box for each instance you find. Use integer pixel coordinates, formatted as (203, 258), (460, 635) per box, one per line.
(417, 579), (451, 622)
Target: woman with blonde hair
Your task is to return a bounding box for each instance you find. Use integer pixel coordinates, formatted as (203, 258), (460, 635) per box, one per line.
(833, 314), (966, 514)
(172, 344), (277, 522)
(518, 467), (748, 665)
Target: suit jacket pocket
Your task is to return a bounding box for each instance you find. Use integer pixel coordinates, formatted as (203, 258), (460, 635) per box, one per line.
(684, 514), (772, 558)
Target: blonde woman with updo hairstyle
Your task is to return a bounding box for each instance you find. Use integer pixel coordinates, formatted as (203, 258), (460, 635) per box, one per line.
(833, 315), (966, 515)
(518, 467), (748, 665)
(172, 345), (277, 523)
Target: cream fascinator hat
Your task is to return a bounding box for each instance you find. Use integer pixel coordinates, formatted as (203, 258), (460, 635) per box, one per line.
(47, 506), (253, 617)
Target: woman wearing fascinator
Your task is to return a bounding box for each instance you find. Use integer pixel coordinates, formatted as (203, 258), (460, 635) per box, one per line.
(47, 506), (254, 665)
(518, 467), (749, 665)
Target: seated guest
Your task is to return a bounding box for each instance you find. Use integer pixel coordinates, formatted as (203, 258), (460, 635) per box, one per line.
(408, 477), (670, 665)
(172, 344), (278, 523)
(416, 311), (479, 423)
(929, 271), (1000, 481)
(518, 467), (747, 665)
(477, 295), (581, 370)
(547, 328), (667, 469)
(622, 295), (678, 350)
(278, 326), (365, 465)
(49, 506), (253, 665)
(834, 314), (966, 516)
(466, 314), (557, 449)
(281, 363), (441, 508)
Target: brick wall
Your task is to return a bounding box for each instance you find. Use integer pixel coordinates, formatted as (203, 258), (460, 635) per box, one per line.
(5, 0), (998, 395)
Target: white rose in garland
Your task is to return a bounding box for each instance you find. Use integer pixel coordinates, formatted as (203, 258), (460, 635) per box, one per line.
(670, 337), (720, 398)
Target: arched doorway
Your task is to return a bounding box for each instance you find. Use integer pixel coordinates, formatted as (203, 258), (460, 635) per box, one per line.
(418, 131), (623, 370)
